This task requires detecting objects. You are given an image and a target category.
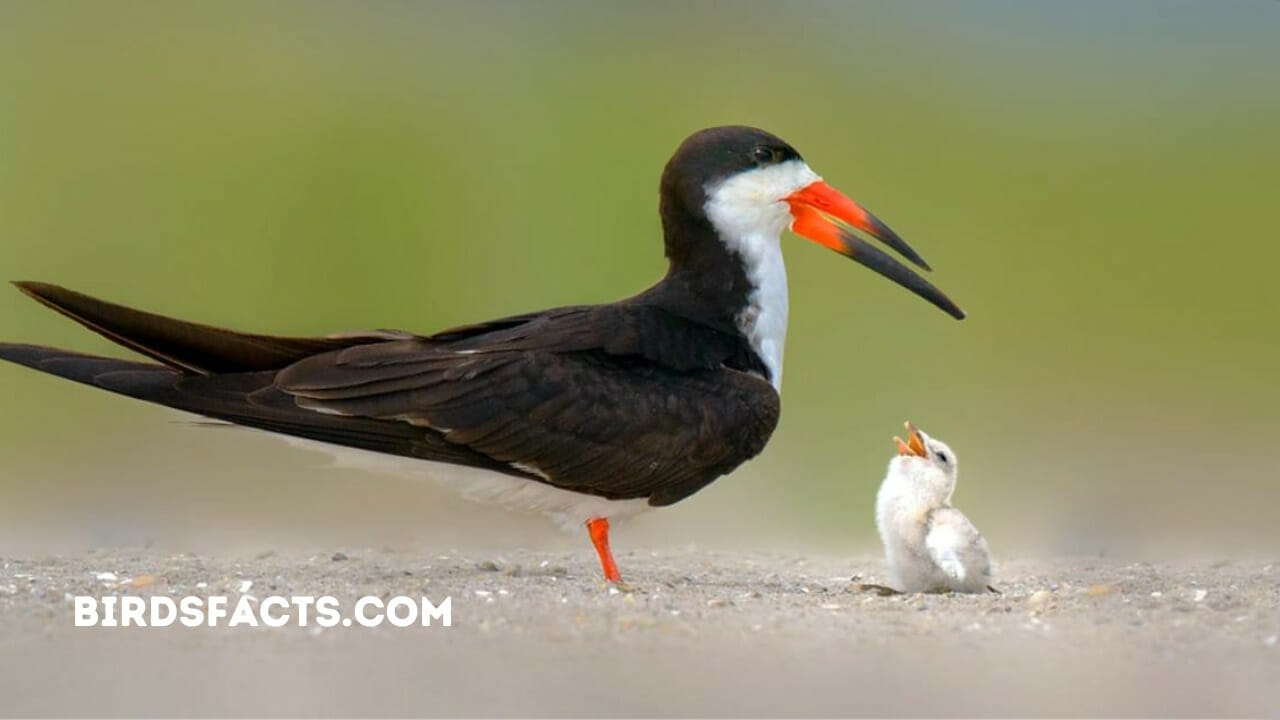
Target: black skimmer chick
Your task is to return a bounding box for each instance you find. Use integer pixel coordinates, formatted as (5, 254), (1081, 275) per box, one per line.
(0, 126), (963, 584)
(875, 422), (992, 593)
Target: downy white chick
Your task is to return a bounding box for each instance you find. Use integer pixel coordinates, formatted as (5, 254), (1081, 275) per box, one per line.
(875, 421), (992, 593)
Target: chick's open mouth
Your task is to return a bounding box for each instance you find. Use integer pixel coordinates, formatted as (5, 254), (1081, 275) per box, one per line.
(893, 421), (927, 458)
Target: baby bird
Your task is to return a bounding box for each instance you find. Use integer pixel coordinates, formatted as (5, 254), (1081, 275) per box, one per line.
(875, 421), (993, 593)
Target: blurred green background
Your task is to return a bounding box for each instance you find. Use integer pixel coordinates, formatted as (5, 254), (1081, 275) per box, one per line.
(1, 0), (1277, 558)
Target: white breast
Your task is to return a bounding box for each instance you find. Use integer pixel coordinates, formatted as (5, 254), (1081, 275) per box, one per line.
(727, 231), (789, 390)
(703, 160), (820, 391)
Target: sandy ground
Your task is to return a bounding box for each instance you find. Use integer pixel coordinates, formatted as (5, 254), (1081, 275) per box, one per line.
(0, 548), (1277, 717)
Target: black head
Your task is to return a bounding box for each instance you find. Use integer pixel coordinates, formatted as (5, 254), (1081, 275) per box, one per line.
(659, 126), (803, 231)
(654, 125), (965, 321)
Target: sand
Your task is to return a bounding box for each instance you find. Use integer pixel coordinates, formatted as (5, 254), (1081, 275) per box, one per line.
(0, 548), (1277, 717)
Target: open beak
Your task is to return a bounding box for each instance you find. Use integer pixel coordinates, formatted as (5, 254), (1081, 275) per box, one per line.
(785, 180), (965, 320)
(893, 420), (928, 457)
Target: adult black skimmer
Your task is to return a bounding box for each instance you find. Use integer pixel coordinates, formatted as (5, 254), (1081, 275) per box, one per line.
(0, 126), (962, 584)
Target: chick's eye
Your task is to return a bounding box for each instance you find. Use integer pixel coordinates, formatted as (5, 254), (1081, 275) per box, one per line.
(936, 452), (949, 464)
(751, 146), (778, 164)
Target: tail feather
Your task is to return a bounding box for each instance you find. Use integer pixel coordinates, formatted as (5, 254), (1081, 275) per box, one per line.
(0, 283), (441, 454)
(0, 343), (532, 476)
(11, 282), (391, 374)
(0, 343), (170, 388)
(1, 283), (542, 477)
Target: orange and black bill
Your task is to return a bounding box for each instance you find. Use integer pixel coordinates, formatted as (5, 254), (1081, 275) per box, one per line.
(893, 420), (928, 457)
(786, 180), (965, 320)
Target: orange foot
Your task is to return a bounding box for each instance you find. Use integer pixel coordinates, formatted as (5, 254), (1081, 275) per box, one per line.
(586, 516), (623, 584)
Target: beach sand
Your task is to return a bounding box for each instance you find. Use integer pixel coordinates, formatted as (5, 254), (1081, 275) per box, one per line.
(1, 548), (1276, 717)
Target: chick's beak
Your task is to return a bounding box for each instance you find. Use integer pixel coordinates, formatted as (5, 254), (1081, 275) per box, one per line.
(893, 420), (928, 457)
(785, 180), (964, 320)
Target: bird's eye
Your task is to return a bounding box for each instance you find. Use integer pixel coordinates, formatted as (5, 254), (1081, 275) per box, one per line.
(936, 452), (949, 464)
(751, 146), (779, 165)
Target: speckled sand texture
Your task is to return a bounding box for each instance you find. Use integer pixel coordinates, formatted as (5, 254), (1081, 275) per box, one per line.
(1, 549), (1277, 717)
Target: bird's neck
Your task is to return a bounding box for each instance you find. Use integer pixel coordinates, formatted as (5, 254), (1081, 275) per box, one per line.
(652, 211), (789, 391)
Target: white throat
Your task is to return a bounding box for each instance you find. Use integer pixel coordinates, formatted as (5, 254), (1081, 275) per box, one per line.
(703, 160), (821, 391)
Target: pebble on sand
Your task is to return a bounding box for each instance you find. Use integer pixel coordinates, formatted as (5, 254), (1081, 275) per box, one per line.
(1027, 590), (1052, 612)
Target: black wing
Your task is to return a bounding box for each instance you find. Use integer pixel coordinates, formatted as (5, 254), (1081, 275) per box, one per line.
(279, 308), (780, 505)
(0, 344), (540, 479)
(1, 284), (780, 505)
(10, 281), (408, 373)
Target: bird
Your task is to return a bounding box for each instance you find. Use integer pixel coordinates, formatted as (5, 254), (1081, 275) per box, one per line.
(875, 421), (993, 594)
(0, 126), (964, 585)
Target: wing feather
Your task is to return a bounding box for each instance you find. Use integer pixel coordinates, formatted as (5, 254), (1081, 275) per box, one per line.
(4, 286), (780, 505)
(276, 326), (779, 504)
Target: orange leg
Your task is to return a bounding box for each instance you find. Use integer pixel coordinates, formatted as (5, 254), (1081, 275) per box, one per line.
(585, 517), (622, 583)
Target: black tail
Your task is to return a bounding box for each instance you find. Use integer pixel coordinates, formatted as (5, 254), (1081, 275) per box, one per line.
(0, 343), (284, 419)
(0, 281), (410, 438)
(0, 342), (508, 467)
(10, 281), (387, 374)
(0, 343), (526, 475)
(0, 283), (532, 474)
(0, 284), (401, 440)
(0, 343), (180, 394)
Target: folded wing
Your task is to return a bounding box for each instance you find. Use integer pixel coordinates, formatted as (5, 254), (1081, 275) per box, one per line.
(1, 284), (780, 506)
(277, 328), (779, 505)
